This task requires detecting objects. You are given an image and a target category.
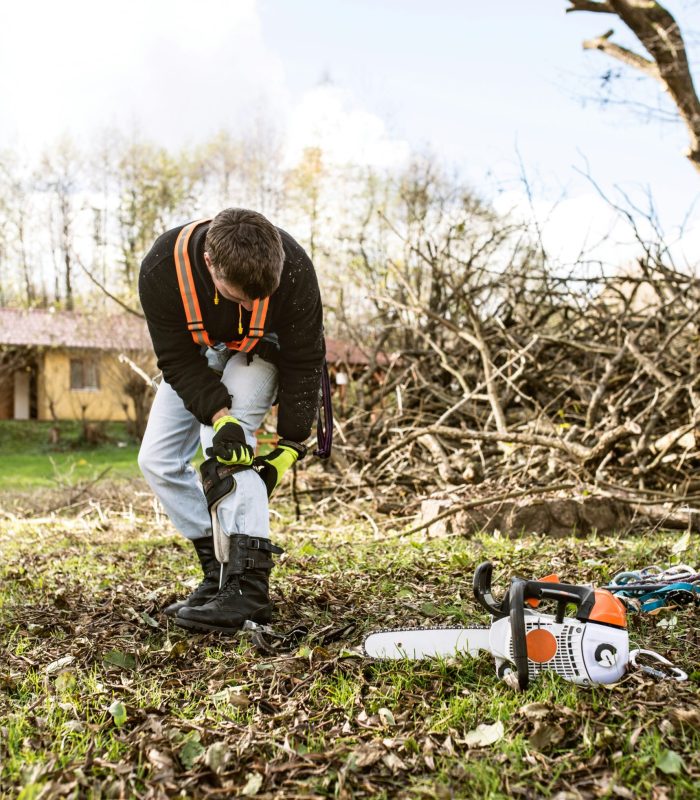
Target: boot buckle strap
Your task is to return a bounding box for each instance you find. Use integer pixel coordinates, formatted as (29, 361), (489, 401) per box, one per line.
(248, 537), (284, 555)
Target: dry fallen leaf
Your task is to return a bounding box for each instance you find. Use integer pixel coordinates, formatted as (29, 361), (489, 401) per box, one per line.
(147, 748), (175, 781)
(611, 785), (636, 799)
(464, 720), (505, 748)
(382, 752), (407, 772)
(530, 721), (566, 750)
(519, 702), (551, 720)
(240, 771), (264, 796)
(46, 655), (75, 674)
(668, 707), (700, 728)
(378, 707), (396, 727)
(204, 741), (230, 774)
(350, 743), (384, 769)
(213, 686), (250, 708)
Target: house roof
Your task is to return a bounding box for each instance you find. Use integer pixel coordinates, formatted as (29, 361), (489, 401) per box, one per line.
(0, 308), (379, 365)
(0, 307), (151, 351)
(325, 338), (387, 366)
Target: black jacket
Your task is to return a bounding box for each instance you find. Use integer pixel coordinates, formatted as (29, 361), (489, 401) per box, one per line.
(139, 221), (324, 443)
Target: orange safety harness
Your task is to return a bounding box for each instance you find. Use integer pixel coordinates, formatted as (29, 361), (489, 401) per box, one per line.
(174, 219), (269, 353)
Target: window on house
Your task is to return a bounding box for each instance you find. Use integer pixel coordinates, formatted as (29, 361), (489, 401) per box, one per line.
(70, 358), (100, 390)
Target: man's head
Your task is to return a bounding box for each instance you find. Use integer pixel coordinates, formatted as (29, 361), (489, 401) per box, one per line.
(204, 208), (284, 301)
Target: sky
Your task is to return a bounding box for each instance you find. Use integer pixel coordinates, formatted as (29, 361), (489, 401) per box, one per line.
(1, 0), (699, 267)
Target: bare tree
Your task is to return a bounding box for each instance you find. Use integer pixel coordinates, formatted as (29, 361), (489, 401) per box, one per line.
(41, 136), (83, 310)
(566, 0), (700, 175)
(113, 134), (198, 291)
(193, 129), (244, 210)
(239, 109), (285, 216)
(285, 147), (326, 262)
(0, 151), (44, 308)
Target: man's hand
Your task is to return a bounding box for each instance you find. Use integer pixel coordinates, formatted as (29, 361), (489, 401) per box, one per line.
(210, 415), (254, 465)
(254, 440), (307, 497)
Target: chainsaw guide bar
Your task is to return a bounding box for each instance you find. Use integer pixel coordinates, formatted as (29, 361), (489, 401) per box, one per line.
(363, 625), (491, 660)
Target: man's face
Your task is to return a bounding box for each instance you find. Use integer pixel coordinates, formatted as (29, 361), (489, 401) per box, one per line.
(204, 252), (254, 311)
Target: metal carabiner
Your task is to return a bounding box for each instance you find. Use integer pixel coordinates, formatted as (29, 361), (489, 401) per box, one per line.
(629, 648), (688, 682)
(660, 564), (697, 581)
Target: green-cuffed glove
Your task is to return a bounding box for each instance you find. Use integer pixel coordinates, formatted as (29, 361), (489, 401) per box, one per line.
(210, 415), (254, 465)
(254, 439), (307, 497)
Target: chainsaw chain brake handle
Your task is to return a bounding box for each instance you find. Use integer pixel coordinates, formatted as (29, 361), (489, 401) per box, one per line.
(473, 562), (507, 618)
(473, 562), (598, 623)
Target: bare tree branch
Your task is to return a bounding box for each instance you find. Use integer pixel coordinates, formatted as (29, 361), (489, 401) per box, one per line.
(566, 0), (615, 12)
(583, 30), (660, 78)
(75, 255), (144, 318)
(568, 0), (700, 174)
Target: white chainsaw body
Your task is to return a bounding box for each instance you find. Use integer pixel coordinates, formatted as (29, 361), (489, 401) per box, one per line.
(363, 610), (629, 686)
(489, 612), (629, 685)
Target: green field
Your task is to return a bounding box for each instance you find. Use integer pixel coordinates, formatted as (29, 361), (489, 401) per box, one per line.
(0, 421), (143, 490)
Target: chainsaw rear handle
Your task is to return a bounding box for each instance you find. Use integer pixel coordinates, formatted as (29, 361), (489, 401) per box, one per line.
(473, 561), (597, 623)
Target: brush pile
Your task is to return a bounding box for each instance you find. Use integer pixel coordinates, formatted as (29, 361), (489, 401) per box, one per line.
(328, 251), (700, 533)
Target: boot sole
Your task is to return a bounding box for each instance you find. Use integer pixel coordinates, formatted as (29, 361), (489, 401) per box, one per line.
(172, 617), (240, 634)
(173, 616), (265, 634)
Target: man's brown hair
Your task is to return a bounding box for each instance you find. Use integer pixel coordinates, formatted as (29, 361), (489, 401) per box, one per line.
(205, 208), (284, 298)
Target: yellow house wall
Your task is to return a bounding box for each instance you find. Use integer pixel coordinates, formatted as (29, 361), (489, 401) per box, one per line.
(39, 349), (145, 421)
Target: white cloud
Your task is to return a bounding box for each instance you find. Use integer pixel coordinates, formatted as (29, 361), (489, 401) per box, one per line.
(284, 84), (411, 169)
(0, 1), (411, 176)
(0, 0), (287, 151)
(536, 193), (639, 267)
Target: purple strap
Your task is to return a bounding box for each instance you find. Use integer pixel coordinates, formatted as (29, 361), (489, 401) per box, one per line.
(314, 358), (333, 458)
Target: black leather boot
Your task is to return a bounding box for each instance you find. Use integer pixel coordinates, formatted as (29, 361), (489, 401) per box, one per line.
(164, 536), (220, 618)
(174, 535), (283, 633)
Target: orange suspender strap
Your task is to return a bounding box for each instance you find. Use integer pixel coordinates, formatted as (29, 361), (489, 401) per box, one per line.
(174, 219), (269, 352)
(229, 297), (269, 352)
(174, 219), (213, 348)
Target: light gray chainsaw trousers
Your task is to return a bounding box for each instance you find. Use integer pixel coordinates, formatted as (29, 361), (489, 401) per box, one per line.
(138, 351), (278, 541)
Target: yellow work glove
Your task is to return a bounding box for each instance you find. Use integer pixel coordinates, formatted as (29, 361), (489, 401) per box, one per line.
(210, 415), (254, 466)
(254, 440), (307, 497)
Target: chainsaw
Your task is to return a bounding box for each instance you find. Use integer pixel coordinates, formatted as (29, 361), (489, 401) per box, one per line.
(363, 562), (686, 689)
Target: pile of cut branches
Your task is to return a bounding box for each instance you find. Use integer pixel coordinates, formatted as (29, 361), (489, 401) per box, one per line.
(327, 249), (699, 531)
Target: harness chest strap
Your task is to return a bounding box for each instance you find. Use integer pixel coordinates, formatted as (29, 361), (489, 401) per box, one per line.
(174, 219), (268, 353)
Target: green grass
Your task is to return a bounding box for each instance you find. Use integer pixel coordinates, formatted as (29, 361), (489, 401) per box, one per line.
(1, 498), (699, 798)
(0, 420), (142, 489)
(0, 420), (271, 490)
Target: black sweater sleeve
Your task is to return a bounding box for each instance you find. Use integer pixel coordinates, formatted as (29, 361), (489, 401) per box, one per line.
(273, 236), (325, 443)
(138, 231), (231, 425)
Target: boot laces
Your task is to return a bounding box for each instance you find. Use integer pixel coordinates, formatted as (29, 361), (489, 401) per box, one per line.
(187, 573), (219, 601)
(219, 574), (244, 599)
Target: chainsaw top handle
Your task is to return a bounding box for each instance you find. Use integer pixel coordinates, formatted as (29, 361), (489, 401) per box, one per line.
(473, 561), (597, 623)
(509, 578), (530, 691)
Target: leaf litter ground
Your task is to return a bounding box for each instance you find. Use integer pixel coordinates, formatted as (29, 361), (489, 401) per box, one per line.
(1, 490), (700, 799)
